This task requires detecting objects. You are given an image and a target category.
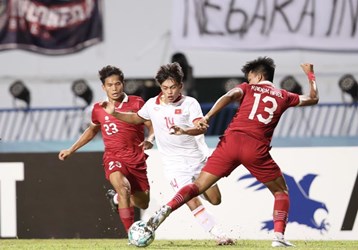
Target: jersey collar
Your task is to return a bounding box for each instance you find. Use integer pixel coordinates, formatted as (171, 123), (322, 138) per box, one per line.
(115, 93), (128, 109)
(155, 92), (183, 105)
(256, 80), (275, 86)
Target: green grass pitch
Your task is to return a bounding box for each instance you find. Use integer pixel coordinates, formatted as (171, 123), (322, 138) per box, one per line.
(0, 239), (357, 249)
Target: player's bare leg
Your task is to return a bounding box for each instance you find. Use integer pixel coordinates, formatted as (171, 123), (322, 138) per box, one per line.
(107, 189), (149, 211)
(199, 184), (234, 245)
(183, 196), (233, 245)
(201, 184), (221, 205)
(147, 171), (222, 231)
(109, 171), (135, 233)
(131, 190), (150, 209)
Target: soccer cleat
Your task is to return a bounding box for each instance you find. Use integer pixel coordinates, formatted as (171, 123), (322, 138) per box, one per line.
(271, 239), (295, 247)
(146, 205), (172, 231)
(272, 233), (295, 247)
(106, 189), (118, 213)
(209, 225), (235, 246)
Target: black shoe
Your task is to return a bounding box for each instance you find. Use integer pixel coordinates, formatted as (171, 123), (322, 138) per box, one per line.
(106, 189), (118, 213)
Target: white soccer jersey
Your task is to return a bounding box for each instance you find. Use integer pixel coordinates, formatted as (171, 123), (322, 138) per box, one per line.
(138, 94), (209, 175)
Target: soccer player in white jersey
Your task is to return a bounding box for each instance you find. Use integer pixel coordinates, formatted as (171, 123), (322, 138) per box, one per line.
(145, 58), (319, 248)
(101, 62), (234, 245)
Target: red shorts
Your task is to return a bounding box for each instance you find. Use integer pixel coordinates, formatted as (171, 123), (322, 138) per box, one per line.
(202, 132), (282, 183)
(103, 153), (149, 194)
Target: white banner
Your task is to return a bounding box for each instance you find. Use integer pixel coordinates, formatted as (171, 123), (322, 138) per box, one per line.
(0, 163), (24, 238)
(143, 147), (358, 240)
(171, 0), (358, 51)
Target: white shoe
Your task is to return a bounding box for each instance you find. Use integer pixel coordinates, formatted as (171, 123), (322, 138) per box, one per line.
(146, 205), (172, 231)
(272, 239), (295, 247)
(272, 233), (295, 247)
(210, 225), (235, 246)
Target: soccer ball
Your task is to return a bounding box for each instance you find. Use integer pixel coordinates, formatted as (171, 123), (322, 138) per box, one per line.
(128, 220), (155, 247)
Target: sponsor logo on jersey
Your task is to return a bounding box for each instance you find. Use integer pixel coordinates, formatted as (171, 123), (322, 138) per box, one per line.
(175, 109), (182, 114)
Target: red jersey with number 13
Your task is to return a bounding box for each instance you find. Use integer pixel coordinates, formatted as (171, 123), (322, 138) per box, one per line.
(91, 95), (146, 164)
(226, 82), (300, 145)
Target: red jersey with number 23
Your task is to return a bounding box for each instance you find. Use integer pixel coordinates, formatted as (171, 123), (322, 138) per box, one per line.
(226, 81), (300, 145)
(91, 95), (146, 165)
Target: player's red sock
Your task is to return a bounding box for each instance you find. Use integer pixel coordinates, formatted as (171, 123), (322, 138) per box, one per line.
(118, 207), (134, 233)
(167, 183), (199, 211)
(273, 192), (290, 234)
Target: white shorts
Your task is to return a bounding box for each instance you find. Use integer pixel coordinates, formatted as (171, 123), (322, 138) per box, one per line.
(164, 158), (206, 192)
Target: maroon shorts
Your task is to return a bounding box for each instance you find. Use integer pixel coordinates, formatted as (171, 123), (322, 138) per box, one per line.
(103, 154), (149, 194)
(202, 132), (282, 183)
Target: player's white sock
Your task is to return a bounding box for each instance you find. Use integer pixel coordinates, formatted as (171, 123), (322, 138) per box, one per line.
(113, 193), (118, 205)
(192, 205), (216, 232)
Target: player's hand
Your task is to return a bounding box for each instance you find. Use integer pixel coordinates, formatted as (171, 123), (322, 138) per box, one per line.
(139, 140), (154, 150)
(195, 117), (209, 130)
(169, 125), (185, 135)
(300, 63), (314, 74)
(100, 101), (115, 115)
(58, 149), (71, 161)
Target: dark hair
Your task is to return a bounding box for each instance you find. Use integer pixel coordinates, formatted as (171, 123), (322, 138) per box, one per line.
(241, 57), (276, 82)
(98, 65), (124, 84)
(155, 62), (184, 85)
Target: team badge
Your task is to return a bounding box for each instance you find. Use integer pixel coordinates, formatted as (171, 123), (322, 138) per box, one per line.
(175, 109), (182, 114)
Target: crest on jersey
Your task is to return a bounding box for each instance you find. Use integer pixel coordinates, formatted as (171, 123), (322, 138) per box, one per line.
(175, 109), (182, 114)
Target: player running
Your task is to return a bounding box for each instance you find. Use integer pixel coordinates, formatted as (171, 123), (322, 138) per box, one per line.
(58, 65), (154, 234)
(145, 57), (319, 247)
(102, 62), (234, 245)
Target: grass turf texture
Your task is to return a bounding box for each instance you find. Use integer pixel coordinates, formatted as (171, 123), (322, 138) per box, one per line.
(0, 239), (357, 249)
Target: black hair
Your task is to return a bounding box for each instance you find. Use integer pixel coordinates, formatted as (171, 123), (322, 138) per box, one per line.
(98, 65), (124, 84)
(241, 57), (276, 82)
(155, 62), (184, 85)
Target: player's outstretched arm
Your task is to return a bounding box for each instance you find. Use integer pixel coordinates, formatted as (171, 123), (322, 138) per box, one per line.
(58, 125), (100, 160)
(204, 87), (243, 123)
(100, 101), (145, 125)
(139, 120), (155, 150)
(169, 124), (207, 136)
(298, 63), (319, 107)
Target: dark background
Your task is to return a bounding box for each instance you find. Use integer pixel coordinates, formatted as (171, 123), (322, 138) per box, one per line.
(2, 152), (140, 239)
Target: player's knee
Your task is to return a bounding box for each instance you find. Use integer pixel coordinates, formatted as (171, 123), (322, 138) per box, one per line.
(118, 185), (131, 197)
(210, 196), (221, 205)
(205, 194), (221, 205)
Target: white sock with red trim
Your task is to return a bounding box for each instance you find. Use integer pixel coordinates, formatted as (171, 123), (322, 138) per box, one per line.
(192, 205), (216, 232)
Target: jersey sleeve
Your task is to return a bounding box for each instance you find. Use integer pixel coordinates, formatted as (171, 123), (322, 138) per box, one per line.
(91, 103), (100, 125)
(136, 96), (145, 109)
(137, 99), (151, 120)
(189, 98), (204, 126)
(237, 82), (249, 93)
(286, 91), (300, 107)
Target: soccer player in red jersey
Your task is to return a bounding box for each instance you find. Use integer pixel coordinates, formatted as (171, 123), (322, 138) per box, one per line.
(101, 63), (234, 245)
(58, 65), (154, 234)
(146, 57), (319, 247)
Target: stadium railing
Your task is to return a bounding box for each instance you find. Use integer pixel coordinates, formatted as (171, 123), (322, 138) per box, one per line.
(0, 103), (357, 142)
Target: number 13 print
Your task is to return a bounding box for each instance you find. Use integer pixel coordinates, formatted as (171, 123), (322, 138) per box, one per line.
(248, 93), (278, 124)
